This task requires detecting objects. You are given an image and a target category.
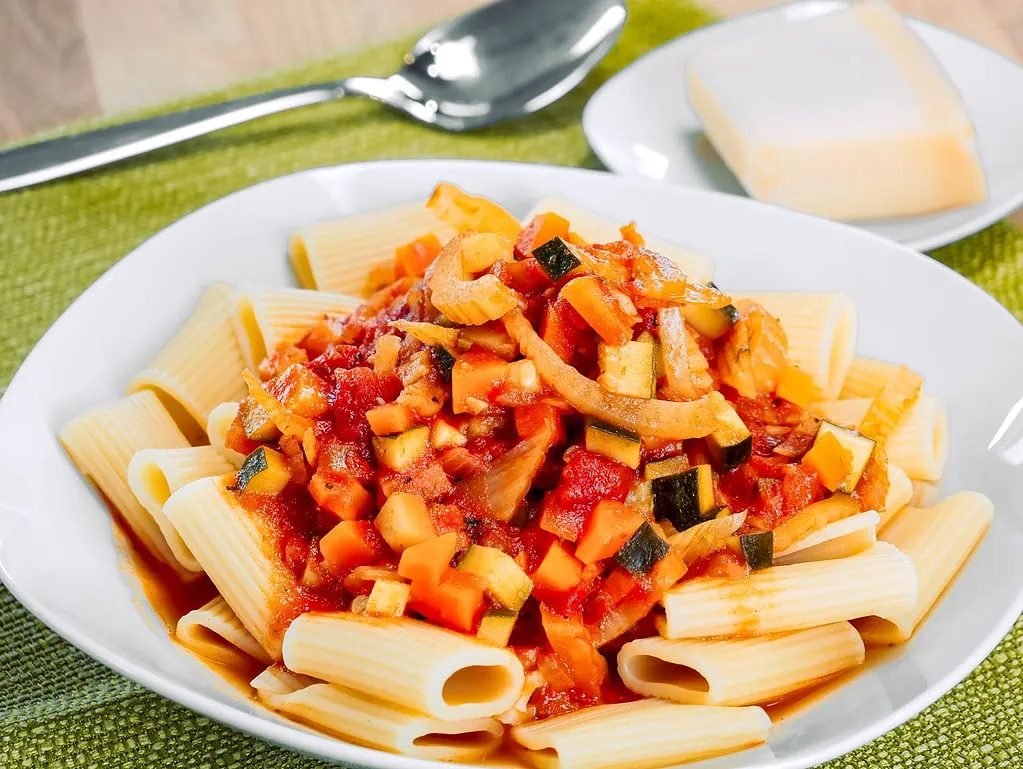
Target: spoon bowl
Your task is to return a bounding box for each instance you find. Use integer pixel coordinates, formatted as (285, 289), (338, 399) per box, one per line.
(0, 0), (627, 192)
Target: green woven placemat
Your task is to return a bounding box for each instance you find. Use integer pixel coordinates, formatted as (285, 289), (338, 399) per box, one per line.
(1, 0), (1022, 766)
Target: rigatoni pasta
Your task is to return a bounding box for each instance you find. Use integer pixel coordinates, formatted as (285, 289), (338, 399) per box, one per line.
(511, 700), (770, 769)
(282, 612), (525, 720)
(60, 183), (992, 769)
(856, 493), (993, 644)
(619, 622), (864, 705)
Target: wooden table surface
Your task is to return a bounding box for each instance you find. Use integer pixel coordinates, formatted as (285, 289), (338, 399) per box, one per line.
(1, 0), (1021, 221)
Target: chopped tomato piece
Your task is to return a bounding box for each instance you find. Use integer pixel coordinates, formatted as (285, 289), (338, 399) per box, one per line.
(316, 436), (374, 485)
(496, 257), (552, 296)
(540, 296), (590, 364)
(308, 472), (373, 520)
(394, 233), (442, 278)
(514, 403), (566, 444)
(408, 567), (486, 633)
(533, 542), (584, 592)
(266, 364), (331, 418)
(397, 531), (459, 584)
(320, 520), (382, 573)
(574, 501), (644, 564)
(332, 367), (402, 442)
(556, 449), (634, 509)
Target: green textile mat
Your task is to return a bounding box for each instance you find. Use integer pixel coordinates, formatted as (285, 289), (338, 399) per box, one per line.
(1, 0), (1022, 766)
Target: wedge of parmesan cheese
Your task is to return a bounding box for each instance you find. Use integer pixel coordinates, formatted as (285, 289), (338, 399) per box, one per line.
(686, 0), (986, 221)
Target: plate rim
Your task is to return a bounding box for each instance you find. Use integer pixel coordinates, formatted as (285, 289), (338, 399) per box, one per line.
(581, 0), (1023, 252)
(2, 157), (1022, 769)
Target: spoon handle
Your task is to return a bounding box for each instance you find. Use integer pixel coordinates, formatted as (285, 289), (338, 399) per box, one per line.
(0, 82), (348, 193)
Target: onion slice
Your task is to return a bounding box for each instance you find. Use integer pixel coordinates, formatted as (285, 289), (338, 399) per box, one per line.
(427, 233), (522, 326)
(505, 310), (727, 439)
(658, 306), (712, 400)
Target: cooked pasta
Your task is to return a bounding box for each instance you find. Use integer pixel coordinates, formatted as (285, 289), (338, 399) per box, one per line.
(253, 667), (504, 762)
(511, 699), (770, 769)
(176, 596), (272, 664)
(60, 391), (191, 575)
(237, 288), (361, 361)
(61, 184), (991, 769)
(812, 396), (948, 481)
(283, 612), (525, 720)
(661, 543), (917, 638)
(856, 492), (992, 644)
(206, 401), (246, 467)
(163, 476), (290, 658)
(289, 204), (457, 294)
(619, 622), (864, 705)
(127, 446), (236, 571)
(127, 283), (250, 441)
(738, 292), (856, 399)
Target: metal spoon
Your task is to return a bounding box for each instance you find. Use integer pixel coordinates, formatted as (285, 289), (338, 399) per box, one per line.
(0, 0), (626, 193)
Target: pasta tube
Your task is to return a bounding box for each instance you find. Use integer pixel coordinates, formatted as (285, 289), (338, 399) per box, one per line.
(511, 699), (770, 769)
(619, 622), (864, 705)
(737, 293), (856, 399)
(60, 391), (191, 575)
(773, 511), (879, 565)
(289, 204), (456, 294)
(856, 492), (992, 644)
(127, 283), (249, 441)
(661, 543), (917, 638)
(206, 401), (246, 467)
(282, 612), (524, 720)
(176, 596), (272, 664)
(881, 463), (913, 529)
(127, 446), (236, 571)
(838, 356), (903, 398)
(253, 667), (503, 762)
(237, 288), (361, 362)
(163, 476), (290, 658)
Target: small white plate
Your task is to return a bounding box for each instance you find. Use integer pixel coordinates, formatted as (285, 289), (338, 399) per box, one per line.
(2, 159), (1023, 769)
(582, 0), (1023, 251)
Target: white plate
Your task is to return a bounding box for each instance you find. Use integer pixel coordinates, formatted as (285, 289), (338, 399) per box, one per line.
(2, 159), (1022, 769)
(582, 0), (1023, 251)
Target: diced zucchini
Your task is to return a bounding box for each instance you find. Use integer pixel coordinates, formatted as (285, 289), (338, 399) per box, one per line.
(651, 464), (715, 531)
(740, 531), (774, 570)
(374, 492), (437, 552)
(477, 608), (518, 647)
(372, 425), (430, 471)
(584, 418), (642, 469)
(597, 340), (656, 398)
(707, 402), (753, 471)
(239, 397), (281, 441)
(644, 454), (690, 482)
(683, 298), (740, 341)
(232, 446), (291, 494)
(614, 522), (671, 575)
(432, 346), (456, 383)
(533, 237), (581, 281)
(637, 330), (665, 379)
(365, 579), (411, 618)
(458, 545), (533, 610)
(815, 421), (876, 492)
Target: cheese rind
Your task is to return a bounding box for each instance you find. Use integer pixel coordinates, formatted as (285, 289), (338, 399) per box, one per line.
(686, 0), (987, 221)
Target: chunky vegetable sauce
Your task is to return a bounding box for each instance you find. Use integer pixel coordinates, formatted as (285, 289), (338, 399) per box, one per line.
(224, 187), (890, 721)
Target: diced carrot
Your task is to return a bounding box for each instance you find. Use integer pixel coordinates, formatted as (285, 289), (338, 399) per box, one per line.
(619, 222), (645, 247)
(559, 276), (635, 346)
(574, 501), (645, 564)
(320, 520), (382, 573)
(397, 531), (459, 584)
(567, 232), (589, 248)
(776, 365), (816, 408)
(366, 402), (415, 436)
(801, 432), (853, 492)
(603, 568), (639, 604)
(451, 350), (510, 414)
(514, 403), (565, 444)
(516, 213), (571, 258)
(408, 567), (486, 633)
(533, 542), (584, 592)
(394, 233), (442, 278)
(266, 363), (332, 418)
(308, 472), (373, 520)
